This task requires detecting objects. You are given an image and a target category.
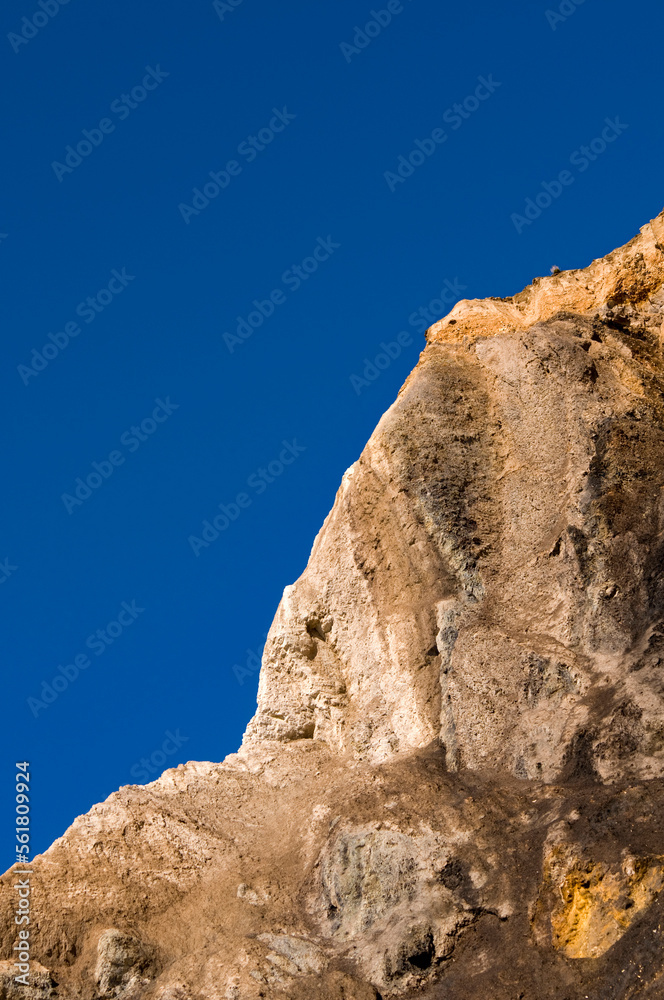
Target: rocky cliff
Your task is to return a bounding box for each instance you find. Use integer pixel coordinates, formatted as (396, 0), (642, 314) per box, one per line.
(3, 210), (664, 1000)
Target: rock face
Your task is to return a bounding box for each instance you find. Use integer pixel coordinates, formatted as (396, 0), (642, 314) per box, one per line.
(3, 210), (664, 1000)
(246, 208), (664, 785)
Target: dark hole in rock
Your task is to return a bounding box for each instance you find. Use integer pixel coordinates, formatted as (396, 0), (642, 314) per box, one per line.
(439, 858), (465, 891)
(408, 933), (435, 970)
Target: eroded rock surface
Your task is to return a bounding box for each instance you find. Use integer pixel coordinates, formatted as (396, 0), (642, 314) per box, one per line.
(2, 210), (664, 999)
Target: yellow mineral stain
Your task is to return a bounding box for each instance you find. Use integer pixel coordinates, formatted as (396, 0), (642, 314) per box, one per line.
(551, 857), (664, 959)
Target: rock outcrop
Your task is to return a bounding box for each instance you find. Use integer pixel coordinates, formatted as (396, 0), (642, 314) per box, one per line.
(3, 210), (664, 999)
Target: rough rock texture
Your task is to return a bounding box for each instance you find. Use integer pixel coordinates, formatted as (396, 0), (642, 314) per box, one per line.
(3, 210), (664, 999)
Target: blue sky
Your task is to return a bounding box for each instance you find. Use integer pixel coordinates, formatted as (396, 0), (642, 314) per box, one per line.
(2, 0), (663, 859)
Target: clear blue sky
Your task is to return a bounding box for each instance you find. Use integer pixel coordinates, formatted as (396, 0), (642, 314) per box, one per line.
(2, 0), (663, 859)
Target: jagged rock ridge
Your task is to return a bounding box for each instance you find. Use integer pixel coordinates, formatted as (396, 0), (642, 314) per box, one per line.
(2, 209), (664, 1000)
